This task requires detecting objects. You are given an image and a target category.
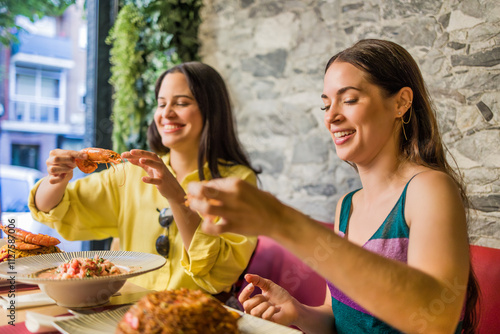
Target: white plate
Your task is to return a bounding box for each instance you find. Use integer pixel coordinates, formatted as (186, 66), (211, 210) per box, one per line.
(0, 251), (166, 308)
(0, 250), (166, 284)
(53, 305), (302, 334)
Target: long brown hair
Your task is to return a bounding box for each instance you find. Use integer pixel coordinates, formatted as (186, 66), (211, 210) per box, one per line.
(147, 62), (260, 180)
(326, 39), (479, 333)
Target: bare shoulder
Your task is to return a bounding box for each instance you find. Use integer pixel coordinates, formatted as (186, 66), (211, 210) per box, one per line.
(407, 169), (460, 197)
(404, 170), (469, 280)
(405, 169), (465, 227)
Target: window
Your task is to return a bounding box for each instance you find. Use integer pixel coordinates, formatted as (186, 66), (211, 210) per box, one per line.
(11, 144), (40, 170)
(0, 177), (32, 212)
(10, 65), (64, 123)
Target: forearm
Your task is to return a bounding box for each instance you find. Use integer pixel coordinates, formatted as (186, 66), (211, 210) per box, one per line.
(269, 207), (465, 333)
(170, 197), (201, 251)
(293, 303), (336, 334)
(34, 177), (69, 212)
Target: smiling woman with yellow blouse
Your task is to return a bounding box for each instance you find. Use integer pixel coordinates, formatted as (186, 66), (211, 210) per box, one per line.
(29, 62), (259, 294)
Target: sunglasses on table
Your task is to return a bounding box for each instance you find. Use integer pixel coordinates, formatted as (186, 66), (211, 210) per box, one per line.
(156, 207), (174, 257)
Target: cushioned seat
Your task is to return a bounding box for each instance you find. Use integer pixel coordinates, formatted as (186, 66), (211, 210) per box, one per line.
(239, 231), (331, 306)
(470, 244), (500, 333)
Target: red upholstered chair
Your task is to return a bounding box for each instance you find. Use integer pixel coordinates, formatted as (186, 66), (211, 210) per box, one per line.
(470, 245), (500, 333)
(240, 235), (327, 306)
(238, 222), (335, 307)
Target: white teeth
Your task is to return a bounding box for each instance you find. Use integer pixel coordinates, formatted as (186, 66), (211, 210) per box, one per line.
(163, 125), (181, 130)
(333, 130), (355, 138)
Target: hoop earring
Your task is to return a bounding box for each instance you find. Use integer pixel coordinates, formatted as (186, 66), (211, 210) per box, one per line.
(401, 106), (412, 141)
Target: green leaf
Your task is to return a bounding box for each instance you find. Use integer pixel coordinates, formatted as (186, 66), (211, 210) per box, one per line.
(106, 0), (200, 151)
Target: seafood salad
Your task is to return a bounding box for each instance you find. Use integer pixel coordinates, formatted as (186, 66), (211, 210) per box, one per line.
(39, 255), (123, 279)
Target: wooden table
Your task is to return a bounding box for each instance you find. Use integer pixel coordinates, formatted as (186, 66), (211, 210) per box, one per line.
(0, 281), (151, 331)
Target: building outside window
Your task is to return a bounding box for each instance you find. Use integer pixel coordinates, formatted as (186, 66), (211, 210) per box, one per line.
(0, 2), (88, 252)
(12, 64), (65, 124)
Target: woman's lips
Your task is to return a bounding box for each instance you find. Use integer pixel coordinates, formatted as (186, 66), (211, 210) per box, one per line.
(161, 124), (185, 133)
(332, 129), (355, 145)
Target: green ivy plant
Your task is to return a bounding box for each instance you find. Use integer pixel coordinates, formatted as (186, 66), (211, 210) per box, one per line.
(106, 3), (148, 152)
(150, 0), (203, 62)
(107, 0), (202, 153)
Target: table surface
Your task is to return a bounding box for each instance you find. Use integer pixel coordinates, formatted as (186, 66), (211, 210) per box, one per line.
(0, 281), (151, 328)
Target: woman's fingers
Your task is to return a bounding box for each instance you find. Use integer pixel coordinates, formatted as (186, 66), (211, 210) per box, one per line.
(122, 149), (160, 161)
(262, 305), (281, 321)
(141, 176), (162, 185)
(238, 282), (255, 303)
(188, 177), (240, 203)
(138, 157), (166, 170)
(46, 150), (87, 179)
(246, 274), (274, 293)
(247, 300), (279, 318)
(48, 174), (66, 184)
(242, 294), (273, 313)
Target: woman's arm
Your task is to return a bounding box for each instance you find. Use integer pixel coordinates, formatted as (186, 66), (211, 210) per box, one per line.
(121, 150), (259, 294)
(121, 149), (200, 250)
(187, 173), (469, 333)
(34, 149), (87, 212)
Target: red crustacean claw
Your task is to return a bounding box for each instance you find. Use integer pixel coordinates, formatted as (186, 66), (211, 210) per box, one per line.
(75, 147), (123, 174)
(12, 241), (42, 250)
(1, 225), (60, 247)
(23, 233), (60, 247)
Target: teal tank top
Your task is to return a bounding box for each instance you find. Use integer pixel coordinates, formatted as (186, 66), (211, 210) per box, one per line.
(327, 175), (462, 333)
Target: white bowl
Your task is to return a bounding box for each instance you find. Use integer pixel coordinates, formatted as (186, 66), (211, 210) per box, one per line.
(0, 251), (165, 308)
(38, 277), (127, 308)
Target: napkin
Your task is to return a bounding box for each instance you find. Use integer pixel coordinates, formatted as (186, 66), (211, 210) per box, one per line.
(25, 312), (74, 333)
(0, 292), (56, 310)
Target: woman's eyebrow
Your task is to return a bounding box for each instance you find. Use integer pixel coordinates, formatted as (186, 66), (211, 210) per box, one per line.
(173, 94), (195, 99)
(321, 86), (361, 99)
(158, 94), (195, 100)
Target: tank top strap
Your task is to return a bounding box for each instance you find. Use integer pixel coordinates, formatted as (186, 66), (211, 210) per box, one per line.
(399, 172), (424, 208)
(339, 172), (423, 235)
(338, 189), (361, 234)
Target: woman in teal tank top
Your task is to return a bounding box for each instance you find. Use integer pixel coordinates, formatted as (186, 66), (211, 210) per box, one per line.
(187, 39), (479, 333)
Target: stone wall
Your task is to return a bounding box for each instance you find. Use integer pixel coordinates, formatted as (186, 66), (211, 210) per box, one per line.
(199, 0), (500, 247)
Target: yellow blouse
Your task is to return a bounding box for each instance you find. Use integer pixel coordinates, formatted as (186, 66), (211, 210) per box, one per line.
(28, 154), (257, 293)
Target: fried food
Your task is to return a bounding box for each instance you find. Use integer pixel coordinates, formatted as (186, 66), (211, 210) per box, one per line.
(0, 225), (62, 263)
(116, 288), (240, 334)
(0, 243), (62, 263)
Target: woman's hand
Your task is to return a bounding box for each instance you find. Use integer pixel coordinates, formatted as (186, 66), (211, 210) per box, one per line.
(238, 274), (299, 326)
(121, 149), (184, 203)
(35, 149), (87, 211)
(186, 178), (286, 237)
(46, 149), (87, 185)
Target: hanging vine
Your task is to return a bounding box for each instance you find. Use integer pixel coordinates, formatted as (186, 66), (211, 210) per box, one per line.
(106, 4), (148, 152)
(151, 0), (203, 62)
(106, 0), (202, 152)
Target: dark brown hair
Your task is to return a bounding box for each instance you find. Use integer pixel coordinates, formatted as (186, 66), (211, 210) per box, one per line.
(147, 62), (260, 180)
(326, 39), (479, 333)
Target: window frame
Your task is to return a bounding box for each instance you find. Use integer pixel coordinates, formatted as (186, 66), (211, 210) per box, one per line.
(9, 63), (67, 124)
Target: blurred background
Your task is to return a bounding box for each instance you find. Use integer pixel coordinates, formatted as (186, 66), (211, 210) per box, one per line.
(0, 0), (499, 250)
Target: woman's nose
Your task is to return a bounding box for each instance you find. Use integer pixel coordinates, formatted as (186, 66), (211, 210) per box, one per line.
(324, 106), (338, 124)
(162, 104), (176, 118)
